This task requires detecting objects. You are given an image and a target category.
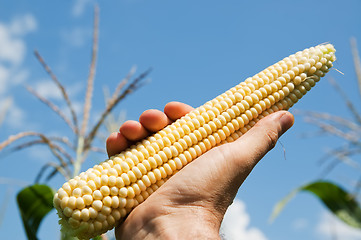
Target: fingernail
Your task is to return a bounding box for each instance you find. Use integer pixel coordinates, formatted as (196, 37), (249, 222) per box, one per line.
(279, 111), (294, 135)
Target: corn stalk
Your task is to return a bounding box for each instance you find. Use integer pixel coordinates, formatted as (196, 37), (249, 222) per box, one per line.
(0, 5), (150, 240)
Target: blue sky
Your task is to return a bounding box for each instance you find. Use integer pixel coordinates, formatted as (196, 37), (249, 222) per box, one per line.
(1, 0), (361, 239)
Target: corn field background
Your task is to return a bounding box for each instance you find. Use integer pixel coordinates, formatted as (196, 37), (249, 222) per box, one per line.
(1, 1), (361, 240)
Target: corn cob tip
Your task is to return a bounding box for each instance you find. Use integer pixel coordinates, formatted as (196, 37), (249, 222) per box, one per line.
(54, 43), (336, 239)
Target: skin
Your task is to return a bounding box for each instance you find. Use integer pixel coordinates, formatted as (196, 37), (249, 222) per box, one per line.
(106, 101), (294, 240)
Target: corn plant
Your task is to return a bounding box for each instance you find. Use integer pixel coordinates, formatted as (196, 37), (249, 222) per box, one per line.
(0, 6), (150, 240)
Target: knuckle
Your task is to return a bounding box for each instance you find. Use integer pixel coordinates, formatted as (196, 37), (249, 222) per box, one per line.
(264, 128), (279, 150)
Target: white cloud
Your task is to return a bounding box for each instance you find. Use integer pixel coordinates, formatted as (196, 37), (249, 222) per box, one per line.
(34, 77), (84, 102)
(0, 63), (28, 97)
(292, 218), (308, 231)
(61, 27), (91, 47)
(31, 79), (83, 128)
(10, 14), (37, 35)
(4, 102), (25, 128)
(34, 80), (63, 100)
(0, 14), (37, 66)
(220, 199), (268, 240)
(0, 65), (11, 94)
(0, 96), (25, 129)
(72, 0), (94, 17)
(316, 211), (361, 240)
(0, 97), (13, 126)
(0, 25), (25, 65)
(0, 14), (37, 129)
(11, 68), (29, 85)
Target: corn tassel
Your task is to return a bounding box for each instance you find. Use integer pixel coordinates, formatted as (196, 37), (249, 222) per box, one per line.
(53, 44), (336, 239)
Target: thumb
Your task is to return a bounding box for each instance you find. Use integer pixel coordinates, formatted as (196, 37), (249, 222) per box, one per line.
(225, 111), (294, 169)
(221, 111), (294, 176)
(218, 110), (294, 188)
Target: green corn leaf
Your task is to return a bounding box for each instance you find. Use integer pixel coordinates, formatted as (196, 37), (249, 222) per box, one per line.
(17, 184), (55, 240)
(270, 181), (361, 229)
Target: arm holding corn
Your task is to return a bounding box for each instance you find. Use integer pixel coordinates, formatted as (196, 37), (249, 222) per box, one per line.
(108, 102), (294, 239)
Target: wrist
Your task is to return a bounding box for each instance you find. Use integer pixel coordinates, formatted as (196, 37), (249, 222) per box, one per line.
(116, 204), (221, 240)
(150, 207), (221, 240)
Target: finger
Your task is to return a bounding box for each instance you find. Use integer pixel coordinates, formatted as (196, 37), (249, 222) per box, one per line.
(220, 111), (294, 179)
(139, 109), (171, 132)
(164, 101), (194, 121)
(119, 120), (149, 141)
(106, 132), (130, 157)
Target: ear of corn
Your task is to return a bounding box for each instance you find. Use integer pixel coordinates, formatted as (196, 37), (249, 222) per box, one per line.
(53, 44), (336, 239)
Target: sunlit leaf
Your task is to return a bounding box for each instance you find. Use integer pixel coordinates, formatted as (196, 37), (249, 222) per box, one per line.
(270, 181), (361, 228)
(17, 184), (55, 240)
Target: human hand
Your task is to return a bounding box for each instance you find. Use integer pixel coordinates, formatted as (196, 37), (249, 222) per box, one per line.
(106, 101), (294, 239)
